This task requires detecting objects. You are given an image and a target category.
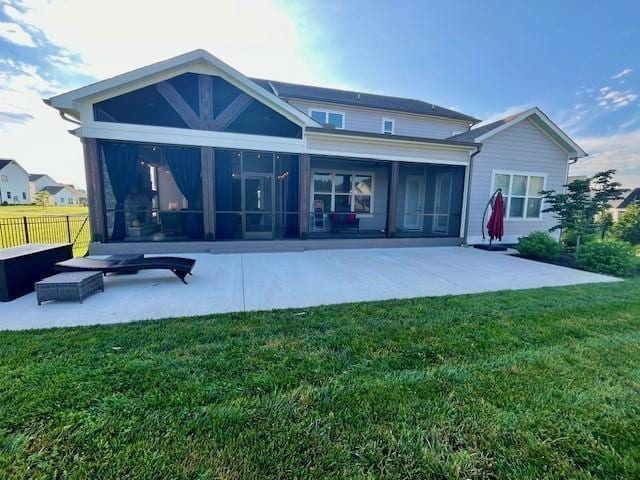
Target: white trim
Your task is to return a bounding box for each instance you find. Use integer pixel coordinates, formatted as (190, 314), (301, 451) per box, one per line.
(382, 117), (395, 135)
(47, 49), (321, 128)
(310, 167), (375, 216)
(305, 148), (470, 166)
(75, 122), (304, 153)
(474, 107), (587, 157)
(490, 169), (547, 221)
(305, 129), (476, 150)
(308, 108), (345, 129)
(459, 157), (471, 239)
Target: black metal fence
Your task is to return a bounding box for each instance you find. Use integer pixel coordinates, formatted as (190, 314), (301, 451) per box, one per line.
(0, 215), (90, 256)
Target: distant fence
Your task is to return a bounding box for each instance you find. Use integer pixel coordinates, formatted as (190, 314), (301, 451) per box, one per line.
(0, 215), (91, 256)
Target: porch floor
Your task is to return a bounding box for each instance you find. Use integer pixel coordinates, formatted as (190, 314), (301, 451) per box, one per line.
(2, 247), (618, 331)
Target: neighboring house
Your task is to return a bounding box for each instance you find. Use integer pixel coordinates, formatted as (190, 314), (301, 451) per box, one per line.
(612, 187), (640, 220)
(63, 184), (88, 206)
(0, 159), (31, 204)
(28, 173), (59, 200)
(45, 49), (586, 251)
(38, 185), (82, 206)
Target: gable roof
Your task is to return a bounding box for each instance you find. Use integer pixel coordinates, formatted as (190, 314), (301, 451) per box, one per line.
(29, 173), (46, 181)
(448, 107), (587, 158)
(618, 187), (640, 209)
(0, 159), (29, 176)
(252, 78), (479, 123)
(45, 50), (321, 128)
(39, 185), (67, 195)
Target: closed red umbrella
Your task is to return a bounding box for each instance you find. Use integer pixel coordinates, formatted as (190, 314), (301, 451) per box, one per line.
(486, 191), (505, 243)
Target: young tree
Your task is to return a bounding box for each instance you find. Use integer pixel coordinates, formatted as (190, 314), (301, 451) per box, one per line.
(541, 170), (624, 250)
(34, 191), (50, 208)
(612, 204), (640, 244)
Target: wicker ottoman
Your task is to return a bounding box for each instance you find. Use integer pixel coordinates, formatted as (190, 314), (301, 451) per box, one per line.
(35, 271), (104, 305)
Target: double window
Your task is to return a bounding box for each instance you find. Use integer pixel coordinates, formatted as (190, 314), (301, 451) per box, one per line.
(309, 109), (344, 129)
(0, 175), (7, 182)
(312, 171), (373, 214)
(382, 118), (395, 135)
(493, 171), (545, 219)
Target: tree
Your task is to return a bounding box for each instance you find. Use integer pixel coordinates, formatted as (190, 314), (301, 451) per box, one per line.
(34, 191), (50, 208)
(541, 170), (624, 250)
(612, 204), (640, 244)
(597, 210), (614, 240)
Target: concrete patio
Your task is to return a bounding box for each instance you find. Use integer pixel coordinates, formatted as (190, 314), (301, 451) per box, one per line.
(3, 246), (618, 331)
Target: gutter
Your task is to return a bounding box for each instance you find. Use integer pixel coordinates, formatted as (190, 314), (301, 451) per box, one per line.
(463, 145), (482, 242)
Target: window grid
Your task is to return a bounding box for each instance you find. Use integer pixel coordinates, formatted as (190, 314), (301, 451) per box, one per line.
(309, 109), (345, 129)
(494, 172), (545, 219)
(312, 172), (373, 214)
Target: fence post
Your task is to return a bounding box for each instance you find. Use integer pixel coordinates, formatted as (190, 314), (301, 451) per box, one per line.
(23, 216), (30, 244)
(66, 215), (72, 244)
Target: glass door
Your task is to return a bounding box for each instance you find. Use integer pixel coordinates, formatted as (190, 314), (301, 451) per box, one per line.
(403, 175), (425, 230)
(432, 171), (453, 234)
(243, 173), (274, 239)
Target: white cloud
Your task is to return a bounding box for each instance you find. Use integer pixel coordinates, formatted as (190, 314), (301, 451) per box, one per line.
(571, 130), (640, 188)
(0, 0), (335, 189)
(476, 103), (533, 126)
(0, 21), (36, 47)
(612, 68), (632, 80)
(596, 88), (638, 111)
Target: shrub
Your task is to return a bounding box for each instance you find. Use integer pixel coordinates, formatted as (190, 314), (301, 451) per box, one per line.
(516, 231), (562, 260)
(576, 239), (638, 277)
(612, 204), (640, 244)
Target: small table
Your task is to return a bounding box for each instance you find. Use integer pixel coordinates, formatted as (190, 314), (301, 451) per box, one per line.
(0, 244), (73, 302)
(35, 271), (104, 305)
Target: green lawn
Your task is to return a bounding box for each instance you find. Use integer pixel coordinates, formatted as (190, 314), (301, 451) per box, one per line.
(0, 205), (88, 217)
(0, 205), (89, 256)
(1, 281), (639, 479)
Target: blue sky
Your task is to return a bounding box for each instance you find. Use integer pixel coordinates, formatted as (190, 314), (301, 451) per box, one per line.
(0, 0), (639, 188)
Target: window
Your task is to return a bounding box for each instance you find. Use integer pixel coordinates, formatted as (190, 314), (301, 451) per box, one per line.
(0, 175), (7, 182)
(382, 118), (395, 135)
(22, 192), (26, 200)
(309, 109), (344, 129)
(493, 172), (545, 219)
(6, 191), (10, 199)
(312, 171), (373, 213)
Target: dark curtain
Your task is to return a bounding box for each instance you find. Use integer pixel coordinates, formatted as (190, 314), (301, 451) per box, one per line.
(214, 150), (235, 239)
(102, 142), (139, 241)
(285, 155), (299, 237)
(165, 146), (203, 239)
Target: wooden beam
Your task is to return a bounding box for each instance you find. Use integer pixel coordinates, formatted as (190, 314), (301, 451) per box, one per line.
(81, 137), (107, 242)
(209, 92), (253, 131)
(198, 74), (214, 126)
(201, 147), (215, 240)
(386, 161), (399, 237)
(156, 81), (204, 130)
(299, 154), (310, 239)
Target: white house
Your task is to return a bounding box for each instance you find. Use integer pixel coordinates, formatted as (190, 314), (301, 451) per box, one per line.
(28, 174), (59, 200)
(45, 49), (586, 251)
(0, 159), (31, 204)
(38, 185), (83, 206)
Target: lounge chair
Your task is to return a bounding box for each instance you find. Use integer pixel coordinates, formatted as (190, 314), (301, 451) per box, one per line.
(55, 256), (196, 284)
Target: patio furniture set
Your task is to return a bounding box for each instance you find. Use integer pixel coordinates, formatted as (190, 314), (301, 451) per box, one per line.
(0, 244), (195, 305)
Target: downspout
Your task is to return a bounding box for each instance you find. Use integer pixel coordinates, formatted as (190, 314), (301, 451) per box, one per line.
(463, 145), (482, 243)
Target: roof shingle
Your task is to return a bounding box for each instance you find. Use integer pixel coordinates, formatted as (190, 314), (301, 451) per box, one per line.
(252, 78), (479, 123)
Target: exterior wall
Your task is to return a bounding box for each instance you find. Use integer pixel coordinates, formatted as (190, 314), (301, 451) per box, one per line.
(305, 133), (470, 165)
(49, 188), (80, 206)
(466, 119), (569, 244)
(288, 99), (470, 139)
(0, 163), (31, 204)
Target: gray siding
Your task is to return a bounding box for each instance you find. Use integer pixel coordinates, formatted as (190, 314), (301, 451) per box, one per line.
(306, 134), (469, 165)
(466, 119), (569, 243)
(289, 99), (470, 139)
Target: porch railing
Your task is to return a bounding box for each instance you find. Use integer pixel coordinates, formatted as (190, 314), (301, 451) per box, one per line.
(0, 214), (91, 256)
